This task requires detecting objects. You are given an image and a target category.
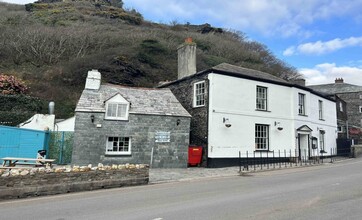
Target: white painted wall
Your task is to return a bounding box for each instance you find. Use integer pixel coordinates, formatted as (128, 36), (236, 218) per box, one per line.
(207, 73), (337, 158)
(55, 116), (75, 132)
(19, 114), (55, 131)
(293, 88), (337, 155)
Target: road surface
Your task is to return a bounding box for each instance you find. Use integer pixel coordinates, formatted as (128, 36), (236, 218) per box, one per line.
(1, 159), (362, 220)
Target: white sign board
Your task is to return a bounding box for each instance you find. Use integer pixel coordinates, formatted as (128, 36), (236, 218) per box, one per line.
(155, 131), (170, 143)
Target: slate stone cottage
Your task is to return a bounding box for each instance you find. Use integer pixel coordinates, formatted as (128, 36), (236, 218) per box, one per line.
(72, 70), (191, 168)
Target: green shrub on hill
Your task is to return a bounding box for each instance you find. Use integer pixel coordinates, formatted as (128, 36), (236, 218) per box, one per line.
(0, 94), (47, 126)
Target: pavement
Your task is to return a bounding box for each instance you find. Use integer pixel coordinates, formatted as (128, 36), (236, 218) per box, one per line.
(149, 166), (241, 183)
(149, 157), (352, 184)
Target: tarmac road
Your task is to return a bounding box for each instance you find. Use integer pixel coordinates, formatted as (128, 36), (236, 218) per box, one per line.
(1, 158), (362, 220)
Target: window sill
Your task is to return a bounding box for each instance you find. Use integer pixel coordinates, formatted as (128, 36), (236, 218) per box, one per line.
(193, 105), (205, 108)
(255, 109), (271, 112)
(298, 114), (308, 117)
(104, 118), (129, 121)
(105, 153), (132, 157)
(254, 150), (274, 153)
(319, 119), (325, 121)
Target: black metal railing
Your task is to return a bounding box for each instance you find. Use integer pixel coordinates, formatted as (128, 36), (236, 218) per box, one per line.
(238, 147), (348, 172)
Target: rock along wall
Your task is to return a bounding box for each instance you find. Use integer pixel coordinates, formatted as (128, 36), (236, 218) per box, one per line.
(0, 166), (149, 200)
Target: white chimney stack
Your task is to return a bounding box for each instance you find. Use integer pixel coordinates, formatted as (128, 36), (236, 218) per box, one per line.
(85, 69), (101, 90)
(177, 37), (196, 79)
(49, 101), (55, 115)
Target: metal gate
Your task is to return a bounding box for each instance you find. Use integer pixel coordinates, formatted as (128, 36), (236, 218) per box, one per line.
(336, 138), (351, 157)
(48, 131), (74, 164)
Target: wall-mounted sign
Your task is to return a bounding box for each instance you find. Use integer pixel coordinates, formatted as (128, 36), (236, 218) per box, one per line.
(155, 131), (170, 143)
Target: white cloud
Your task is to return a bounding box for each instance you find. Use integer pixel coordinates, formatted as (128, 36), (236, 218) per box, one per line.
(284, 36), (362, 56)
(283, 46), (296, 56)
(300, 63), (362, 86)
(123, 0), (362, 37)
(298, 37), (362, 55)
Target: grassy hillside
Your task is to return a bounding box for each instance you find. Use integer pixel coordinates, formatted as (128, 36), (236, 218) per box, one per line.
(0, 0), (301, 119)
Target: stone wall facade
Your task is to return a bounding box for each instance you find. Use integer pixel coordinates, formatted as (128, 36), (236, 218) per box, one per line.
(351, 145), (362, 158)
(337, 92), (362, 141)
(338, 92), (362, 127)
(0, 167), (149, 200)
(163, 73), (209, 166)
(73, 113), (190, 168)
(335, 95), (348, 139)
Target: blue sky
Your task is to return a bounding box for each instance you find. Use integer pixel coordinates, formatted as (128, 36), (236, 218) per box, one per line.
(2, 0), (362, 86)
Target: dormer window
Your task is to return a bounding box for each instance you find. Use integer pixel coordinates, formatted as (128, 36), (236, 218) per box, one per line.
(105, 94), (129, 120)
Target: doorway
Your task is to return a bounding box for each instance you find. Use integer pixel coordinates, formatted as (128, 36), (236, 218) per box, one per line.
(298, 133), (310, 160)
(297, 125), (313, 160)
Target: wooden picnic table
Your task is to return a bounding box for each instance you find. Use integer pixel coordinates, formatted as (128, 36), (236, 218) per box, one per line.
(1, 157), (55, 168)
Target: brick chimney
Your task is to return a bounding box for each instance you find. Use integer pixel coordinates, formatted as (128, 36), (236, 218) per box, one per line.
(293, 78), (306, 87)
(85, 69), (101, 90)
(335, 78), (344, 83)
(177, 37), (196, 79)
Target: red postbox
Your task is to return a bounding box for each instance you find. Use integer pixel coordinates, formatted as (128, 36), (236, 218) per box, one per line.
(188, 146), (202, 166)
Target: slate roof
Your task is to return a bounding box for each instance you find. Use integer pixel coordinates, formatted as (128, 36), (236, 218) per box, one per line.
(211, 63), (289, 84)
(159, 62), (335, 101)
(75, 84), (191, 117)
(308, 83), (362, 95)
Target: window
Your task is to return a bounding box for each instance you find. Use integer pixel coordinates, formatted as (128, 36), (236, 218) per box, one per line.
(255, 124), (269, 150)
(337, 126), (344, 133)
(339, 102), (343, 112)
(105, 94), (129, 120)
(256, 86), (268, 111)
(193, 81), (205, 107)
(106, 103), (128, 120)
(318, 100), (323, 120)
(359, 95), (362, 99)
(298, 93), (306, 115)
(319, 131), (325, 151)
(359, 106), (362, 113)
(106, 137), (131, 155)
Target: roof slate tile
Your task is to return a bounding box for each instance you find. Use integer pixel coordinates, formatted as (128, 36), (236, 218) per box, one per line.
(76, 84), (191, 117)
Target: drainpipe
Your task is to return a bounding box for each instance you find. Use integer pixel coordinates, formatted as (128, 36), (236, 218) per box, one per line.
(346, 120), (349, 139)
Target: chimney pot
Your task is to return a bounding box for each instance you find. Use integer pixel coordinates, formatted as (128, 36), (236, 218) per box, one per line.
(335, 78), (344, 83)
(185, 37), (193, 43)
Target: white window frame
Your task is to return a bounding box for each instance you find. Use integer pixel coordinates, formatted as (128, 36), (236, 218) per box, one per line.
(256, 86), (268, 111)
(298, 93), (306, 115)
(339, 102), (343, 112)
(193, 81), (205, 107)
(106, 136), (131, 155)
(104, 94), (129, 120)
(318, 100), (323, 120)
(337, 126), (344, 133)
(319, 131), (325, 151)
(255, 124), (269, 151)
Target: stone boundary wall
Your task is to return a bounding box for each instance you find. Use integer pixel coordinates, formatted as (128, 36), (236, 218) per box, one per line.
(351, 145), (362, 158)
(0, 167), (149, 200)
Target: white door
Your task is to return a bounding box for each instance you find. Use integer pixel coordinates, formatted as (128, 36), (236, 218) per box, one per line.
(299, 134), (310, 160)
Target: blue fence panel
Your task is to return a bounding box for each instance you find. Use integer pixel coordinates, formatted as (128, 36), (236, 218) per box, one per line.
(0, 125), (49, 161)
